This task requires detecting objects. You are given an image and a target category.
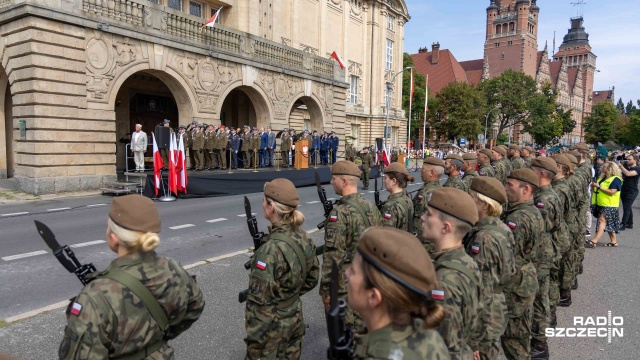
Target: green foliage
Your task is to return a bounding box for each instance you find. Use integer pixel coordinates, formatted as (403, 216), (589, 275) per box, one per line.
(626, 100), (638, 116)
(616, 98), (626, 114)
(430, 82), (486, 141)
(523, 83), (576, 146)
(479, 69), (538, 133)
(496, 133), (509, 145)
(402, 53), (427, 141)
(583, 101), (619, 145)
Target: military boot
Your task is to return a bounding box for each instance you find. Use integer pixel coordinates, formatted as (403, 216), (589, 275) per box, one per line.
(558, 289), (572, 307)
(579, 263), (583, 274)
(572, 277), (578, 290)
(531, 339), (549, 360)
(550, 308), (558, 328)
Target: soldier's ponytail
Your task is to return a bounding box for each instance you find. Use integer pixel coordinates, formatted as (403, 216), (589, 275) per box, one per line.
(107, 218), (160, 252)
(268, 197), (305, 227)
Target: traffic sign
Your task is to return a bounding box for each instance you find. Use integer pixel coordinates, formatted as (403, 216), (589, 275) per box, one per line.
(460, 137), (466, 146)
(477, 134), (485, 141)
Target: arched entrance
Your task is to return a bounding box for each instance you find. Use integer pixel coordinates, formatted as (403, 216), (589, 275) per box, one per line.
(0, 67), (13, 179)
(219, 86), (271, 129)
(287, 96), (324, 131)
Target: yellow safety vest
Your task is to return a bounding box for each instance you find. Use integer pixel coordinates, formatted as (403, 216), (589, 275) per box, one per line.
(591, 176), (622, 207)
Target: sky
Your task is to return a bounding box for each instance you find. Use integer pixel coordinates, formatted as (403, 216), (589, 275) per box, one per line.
(403, 0), (640, 104)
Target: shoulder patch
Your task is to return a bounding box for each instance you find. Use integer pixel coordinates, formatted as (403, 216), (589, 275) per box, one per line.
(384, 213), (392, 219)
(417, 195), (423, 200)
(471, 245), (480, 254)
(256, 261), (267, 271)
(70, 302), (82, 316)
(431, 289), (445, 300)
(329, 215), (338, 222)
(508, 221), (517, 229)
(536, 202), (545, 209)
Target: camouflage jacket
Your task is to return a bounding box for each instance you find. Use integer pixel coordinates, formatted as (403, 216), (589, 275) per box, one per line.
(501, 200), (543, 269)
(59, 251), (205, 360)
(463, 216), (516, 348)
(576, 161), (593, 209)
(241, 132), (251, 151)
(461, 170), (479, 188)
(381, 190), (413, 232)
(280, 133), (291, 150)
(550, 178), (574, 252)
(510, 156), (525, 170)
(567, 174), (586, 228)
(534, 185), (563, 267)
(412, 181), (442, 245)
(361, 153), (374, 168)
(478, 163), (496, 178)
(443, 174), (468, 192)
(523, 156), (533, 169)
(492, 160), (506, 184)
(320, 193), (381, 297)
(245, 221), (319, 358)
(501, 158), (513, 178)
(353, 319), (450, 360)
(433, 246), (481, 360)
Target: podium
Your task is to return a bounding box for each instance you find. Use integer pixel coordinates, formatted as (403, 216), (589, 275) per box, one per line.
(295, 139), (309, 169)
(398, 153), (406, 165)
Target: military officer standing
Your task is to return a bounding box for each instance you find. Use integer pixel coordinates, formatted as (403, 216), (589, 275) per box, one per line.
(320, 161), (381, 332)
(244, 179), (319, 360)
(311, 130), (320, 165)
(58, 195), (204, 359)
(501, 169), (544, 360)
(241, 126), (252, 168)
(461, 153), (479, 188)
(203, 125), (215, 170)
(320, 132), (329, 165)
(421, 187), (482, 360)
(360, 147), (373, 190)
(186, 121), (196, 170)
(217, 125), (228, 170)
(443, 154), (468, 192)
(228, 128), (240, 169)
(380, 162), (415, 232)
(345, 143), (356, 162)
(159, 119), (174, 170)
(329, 130), (339, 164)
(412, 157), (445, 254)
(192, 124), (205, 171)
(465, 177), (516, 360)
(478, 148), (497, 178)
(509, 144), (526, 170)
(280, 128), (291, 168)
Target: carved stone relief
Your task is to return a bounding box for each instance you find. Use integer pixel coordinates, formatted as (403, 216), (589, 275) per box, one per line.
(258, 70), (303, 118)
(348, 61), (362, 76)
(300, 43), (319, 56)
(313, 82), (333, 116)
(351, 0), (363, 16)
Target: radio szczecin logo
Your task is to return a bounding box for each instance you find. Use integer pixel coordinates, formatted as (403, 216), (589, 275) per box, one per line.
(546, 311), (623, 343)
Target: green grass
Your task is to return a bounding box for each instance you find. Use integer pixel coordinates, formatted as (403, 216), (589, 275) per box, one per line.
(0, 320), (11, 328)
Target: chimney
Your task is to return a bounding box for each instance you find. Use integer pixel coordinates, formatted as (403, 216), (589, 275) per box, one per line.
(431, 42), (440, 64)
(418, 47), (428, 53)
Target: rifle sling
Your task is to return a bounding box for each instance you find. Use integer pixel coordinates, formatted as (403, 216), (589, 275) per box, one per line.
(341, 198), (372, 228)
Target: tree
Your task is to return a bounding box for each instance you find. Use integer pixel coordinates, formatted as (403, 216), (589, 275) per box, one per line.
(625, 100), (637, 116)
(430, 82), (486, 141)
(479, 69), (538, 133)
(402, 53), (427, 142)
(583, 101), (618, 145)
(616, 98), (626, 114)
(522, 83), (574, 146)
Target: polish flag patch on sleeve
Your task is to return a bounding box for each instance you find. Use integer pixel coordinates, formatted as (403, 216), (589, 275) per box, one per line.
(384, 213), (392, 219)
(471, 245), (480, 254)
(70, 302), (82, 316)
(432, 289), (445, 300)
(417, 195), (423, 200)
(329, 215), (338, 222)
(508, 221), (517, 229)
(256, 261), (267, 271)
(536, 202), (545, 209)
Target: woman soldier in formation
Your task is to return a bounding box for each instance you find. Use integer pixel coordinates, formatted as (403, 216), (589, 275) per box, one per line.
(346, 226), (450, 359)
(381, 162), (415, 232)
(58, 194), (205, 359)
(244, 178), (320, 360)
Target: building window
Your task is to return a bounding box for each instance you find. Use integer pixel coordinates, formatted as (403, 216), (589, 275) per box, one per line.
(387, 14), (395, 31)
(349, 75), (359, 104)
(391, 126), (399, 146)
(210, 7), (222, 24)
(189, 1), (202, 17)
(495, 42), (500, 48)
(501, 53), (505, 60)
(385, 39), (393, 70)
(384, 84), (392, 108)
(508, 40), (513, 46)
(351, 124), (361, 147)
(168, 0), (181, 11)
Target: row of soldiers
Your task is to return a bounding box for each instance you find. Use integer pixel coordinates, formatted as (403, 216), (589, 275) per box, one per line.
(314, 142), (593, 359)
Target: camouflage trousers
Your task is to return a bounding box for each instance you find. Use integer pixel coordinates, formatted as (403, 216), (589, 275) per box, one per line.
(549, 260), (562, 311)
(531, 269), (550, 342)
(478, 294), (508, 360)
(560, 239), (577, 291)
(244, 307), (305, 360)
(572, 229), (586, 280)
(501, 293), (535, 360)
(361, 167), (370, 188)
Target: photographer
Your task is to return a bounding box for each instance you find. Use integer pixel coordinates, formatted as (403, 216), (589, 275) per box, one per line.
(617, 154), (639, 230)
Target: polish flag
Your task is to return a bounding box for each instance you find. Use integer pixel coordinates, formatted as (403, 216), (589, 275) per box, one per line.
(331, 51), (345, 70)
(152, 133), (163, 197)
(432, 289), (445, 300)
(204, 7), (222, 28)
(382, 146), (391, 167)
(256, 261), (267, 271)
(177, 133), (188, 193)
(168, 133), (177, 195)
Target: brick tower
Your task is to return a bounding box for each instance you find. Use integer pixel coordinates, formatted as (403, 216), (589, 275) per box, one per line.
(484, 0), (540, 79)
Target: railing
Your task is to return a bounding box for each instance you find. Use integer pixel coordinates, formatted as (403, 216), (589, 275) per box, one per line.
(493, 31), (516, 39)
(83, 0), (144, 26)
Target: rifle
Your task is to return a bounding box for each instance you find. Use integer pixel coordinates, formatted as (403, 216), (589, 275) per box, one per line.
(239, 196), (266, 303)
(326, 260), (354, 360)
(34, 220), (97, 286)
(315, 170), (334, 256)
(374, 175), (383, 211)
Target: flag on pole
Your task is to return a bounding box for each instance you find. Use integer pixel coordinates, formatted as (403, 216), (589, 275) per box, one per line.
(204, 6), (222, 28)
(169, 133), (177, 195)
(382, 145), (391, 167)
(330, 51), (345, 70)
(152, 133), (163, 197)
(177, 134), (188, 193)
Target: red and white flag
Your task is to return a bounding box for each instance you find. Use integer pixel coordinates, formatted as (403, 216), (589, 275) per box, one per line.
(382, 146), (391, 167)
(177, 134), (188, 193)
(152, 133), (163, 197)
(331, 51), (345, 70)
(168, 133), (178, 195)
(204, 7), (222, 28)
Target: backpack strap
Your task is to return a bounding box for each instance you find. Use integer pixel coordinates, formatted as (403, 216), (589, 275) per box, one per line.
(270, 232), (308, 284)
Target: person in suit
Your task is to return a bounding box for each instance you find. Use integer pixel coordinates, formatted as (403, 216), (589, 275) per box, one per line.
(260, 127), (269, 167)
(289, 128), (298, 166)
(266, 127), (276, 167)
(130, 124), (148, 172)
(320, 131), (329, 165)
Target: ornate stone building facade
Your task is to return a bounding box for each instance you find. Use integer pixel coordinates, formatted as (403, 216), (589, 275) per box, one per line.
(0, 0), (409, 193)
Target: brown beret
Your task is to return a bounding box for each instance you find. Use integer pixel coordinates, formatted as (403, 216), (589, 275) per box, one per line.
(509, 144), (521, 151)
(575, 143), (590, 151)
(462, 153), (477, 160)
(565, 153), (578, 165)
(109, 194), (161, 233)
(470, 176), (508, 204)
(357, 227), (437, 299)
(423, 157), (445, 167)
(384, 162), (409, 176)
(331, 160), (362, 178)
(427, 187), (479, 226)
(532, 157), (558, 175)
(523, 146), (534, 153)
(508, 168), (539, 188)
(264, 178), (299, 207)
(446, 154), (464, 163)
(478, 148), (494, 159)
(493, 146), (507, 156)
(551, 154), (571, 170)
(568, 150), (581, 159)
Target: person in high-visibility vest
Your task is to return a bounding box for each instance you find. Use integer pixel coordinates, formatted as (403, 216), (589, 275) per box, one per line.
(586, 161), (622, 247)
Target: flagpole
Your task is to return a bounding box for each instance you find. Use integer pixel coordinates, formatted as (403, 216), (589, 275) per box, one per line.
(422, 75), (428, 159)
(159, 132), (176, 202)
(407, 69), (413, 157)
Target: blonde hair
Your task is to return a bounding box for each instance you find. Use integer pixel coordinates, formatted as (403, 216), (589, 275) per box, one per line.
(602, 161), (621, 179)
(107, 218), (160, 252)
(476, 192), (503, 217)
(266, 196), (305, 227)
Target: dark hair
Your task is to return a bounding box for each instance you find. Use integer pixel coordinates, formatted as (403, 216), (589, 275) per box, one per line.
(386, 172), (415, 189)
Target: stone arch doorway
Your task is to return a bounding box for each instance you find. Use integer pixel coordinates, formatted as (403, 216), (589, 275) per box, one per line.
(0, 67), (13, 179)
(219, 86), (271, 130)
(288, 96), (325, 132)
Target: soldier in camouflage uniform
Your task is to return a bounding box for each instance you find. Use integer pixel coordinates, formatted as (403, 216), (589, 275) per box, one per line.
(360, 147), (374, 189)
(509, 144), (526, 170)
(216, 126), (228, 170)
(421, 187), (482, 360)
(570, 147), (592, 286)
(501, 169), (544, 360)
(413, 157), (445, 254)
(59, 195), (204, 360)
(443, 154), (468, 192)
(461, 153), (479, 188)
(320, 161), (381, 332)
(192, 124), (205, 171)
(245, 179), (319, 360)
(204, 125), (216, 170)
(478, 148), (497, 178)
(530, 157), (566, 359)
(346, 227), (450, 359)
(241, 125), (252, 168)
(522, 146), (534, 168)
(464, 177), (516, 360)
(380, 162), (415, 232)
(492, 147), (508, 183)
(564, 152), (584, 288)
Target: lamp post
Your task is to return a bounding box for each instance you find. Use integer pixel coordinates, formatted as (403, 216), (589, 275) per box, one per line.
(385, 66), (413, 151)
(484, 107), (499, 148)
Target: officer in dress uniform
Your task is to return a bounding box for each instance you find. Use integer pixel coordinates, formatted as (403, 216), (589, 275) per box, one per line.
(289, 128), (298, 166)
(159, 119), (174, 170)
(311, 130), (320, 165)
(228, 128), (240, 169)
(360, 147), (373, 190)
(244, 179), (319, 360)
(204, 125), (215, 170)
(478, 149), (497, 178)
(345, 227), (450, 359)
(413, 157), (445, 254)
(192, 124), (205, 171)
(320, 132), (329, 165)
(320, 161), (381, 332)
(443, 154), (468, 192)
(241, 125), (252, 168)
(186, 121), (196, 170)
(280, 128), (291, 168)
(380, 162), (415, 232)
(58, 195), (204, 359)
